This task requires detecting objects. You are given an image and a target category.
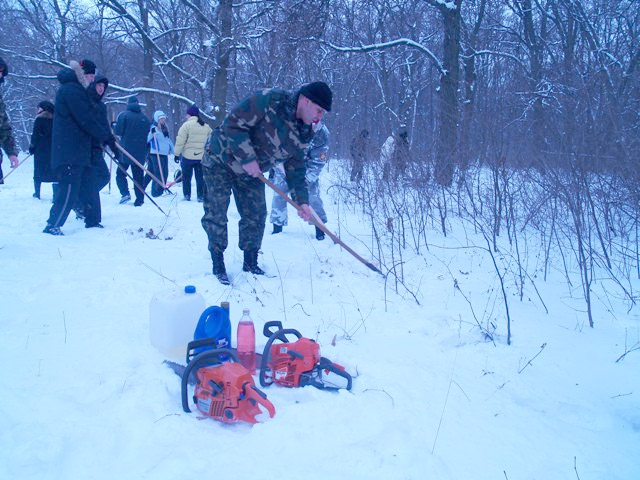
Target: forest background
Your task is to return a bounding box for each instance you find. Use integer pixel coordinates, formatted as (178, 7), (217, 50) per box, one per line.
(2, 0), (640, 330)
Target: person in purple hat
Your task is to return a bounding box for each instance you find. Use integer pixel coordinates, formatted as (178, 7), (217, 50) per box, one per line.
(174, 104), (212, 202)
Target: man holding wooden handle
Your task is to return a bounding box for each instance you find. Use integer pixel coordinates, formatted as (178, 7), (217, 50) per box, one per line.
(201, 82), (332, 285)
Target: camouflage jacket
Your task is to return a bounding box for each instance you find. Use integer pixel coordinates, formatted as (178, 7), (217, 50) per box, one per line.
(203, 88), (314, 204)
(0, 92), (18, 157)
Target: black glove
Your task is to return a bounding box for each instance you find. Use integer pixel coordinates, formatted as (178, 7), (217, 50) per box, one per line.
(174, 155), (181, 164)
(105, 136), (118, 157)
(28, 146), (35, 155)
(150, 126), (157, 134)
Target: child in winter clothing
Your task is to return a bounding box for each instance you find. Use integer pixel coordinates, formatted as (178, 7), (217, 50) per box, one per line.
(146, 110), (174, 197)
(173, 105), (211, 201)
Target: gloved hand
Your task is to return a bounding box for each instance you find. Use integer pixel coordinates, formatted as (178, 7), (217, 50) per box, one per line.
(28, 146), (35, 155)
(150, 126), (157, 134)
(174, 155), (181, 164)
(105, 135), (118, 157)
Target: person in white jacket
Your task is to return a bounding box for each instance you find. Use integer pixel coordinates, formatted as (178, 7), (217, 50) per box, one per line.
(174, 105), (212, 201)
(146, 110), (174, 197)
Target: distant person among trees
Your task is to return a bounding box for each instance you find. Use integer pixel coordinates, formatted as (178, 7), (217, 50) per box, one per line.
(174, 104), (211, 202)
(270, 120), (330, 240)
(29, 100), (57, 199)
(201, 81), (332, 285)
(349, 128), (370, 183)
(0, 56), (19, 184)
(43, 60), (115, 235)
(146, 110), (173, 197)
(114, 96), (151, 205)
(381, 127), (410, 182)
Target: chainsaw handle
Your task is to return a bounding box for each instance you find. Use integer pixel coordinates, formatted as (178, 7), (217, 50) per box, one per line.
(259, 328), (303, 388)
(262, 321), (284, 339)
(186, 338), (218, 364)
(245, 385), (276, 419)
(181, 349), (238, 413)
(319, 357), (353, 391)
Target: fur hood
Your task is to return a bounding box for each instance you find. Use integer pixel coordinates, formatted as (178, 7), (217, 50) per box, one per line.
(70, 60), (90, 88)
(56, 60), (91, 88)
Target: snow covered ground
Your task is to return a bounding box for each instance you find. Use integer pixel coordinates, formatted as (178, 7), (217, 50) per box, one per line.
(1, 153), (639, 480)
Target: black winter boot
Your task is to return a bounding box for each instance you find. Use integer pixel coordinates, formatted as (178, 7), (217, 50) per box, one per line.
(272, 224), (283, 234)
(315, 226), (325, 241)
(211, 250), (230, 285)
(242, 250), (265, 275)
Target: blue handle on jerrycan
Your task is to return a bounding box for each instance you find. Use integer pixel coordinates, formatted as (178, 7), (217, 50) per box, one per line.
(192, 305), (231, 356)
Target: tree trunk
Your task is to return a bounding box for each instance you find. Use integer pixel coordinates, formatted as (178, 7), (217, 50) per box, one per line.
(138, 0), (155, 114)
(433, 1), (462, 187)
(213, 0), (233, 124)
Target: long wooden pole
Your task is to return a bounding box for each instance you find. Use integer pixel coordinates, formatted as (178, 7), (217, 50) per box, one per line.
(0, 154), (32, 183)
(151, 132), (166, 187)
(115, 142), (166, 188)
(259, 174), (382, 275)
(105, 151), (168, 216)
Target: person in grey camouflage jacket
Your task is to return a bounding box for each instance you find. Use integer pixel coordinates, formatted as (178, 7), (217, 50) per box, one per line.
(270, 121), (330, 240)
(0, 57), (20, 183)
(201, 81), (332, 285)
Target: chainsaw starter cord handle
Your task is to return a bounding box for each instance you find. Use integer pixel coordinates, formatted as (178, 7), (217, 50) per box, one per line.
(262, 320), (284, 339)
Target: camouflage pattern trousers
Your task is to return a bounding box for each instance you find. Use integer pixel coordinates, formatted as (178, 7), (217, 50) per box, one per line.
(269, 163), (327, 226)
(201, 163), (266, 254)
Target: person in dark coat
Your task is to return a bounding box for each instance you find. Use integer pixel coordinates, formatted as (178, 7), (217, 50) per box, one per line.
(43, 60), (115, 235)
(29, 100), (57, 199)
(114, 96), (151, 206)
(78, 75), (111, 228)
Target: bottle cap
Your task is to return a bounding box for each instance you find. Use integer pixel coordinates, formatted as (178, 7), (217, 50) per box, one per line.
(185, 285), (196, 294)
(243, 308), (250, 315)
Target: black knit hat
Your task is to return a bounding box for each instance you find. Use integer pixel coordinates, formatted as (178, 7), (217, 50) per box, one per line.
(38, 100), (54, 113)
(299, 82), (332, 112)
(80, 59), (96, 75)
(128, 96), (139, 105)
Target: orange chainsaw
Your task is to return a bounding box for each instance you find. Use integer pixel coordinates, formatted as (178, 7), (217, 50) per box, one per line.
(181, 348), (275, 424)
(258, 321), (352, 391)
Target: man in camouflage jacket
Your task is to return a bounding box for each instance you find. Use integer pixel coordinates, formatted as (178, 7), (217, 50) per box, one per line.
(0, 57), (20, 183)
(270, 121), (330, 240)
(201, 81), (332, 285)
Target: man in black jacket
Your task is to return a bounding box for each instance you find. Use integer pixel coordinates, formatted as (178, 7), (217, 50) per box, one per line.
(114, 96), (151, 206)
(43, 60), (115, 235)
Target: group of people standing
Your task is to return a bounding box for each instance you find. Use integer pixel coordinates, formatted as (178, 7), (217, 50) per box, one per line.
(110, 94), (212, 206)
(1, 54), (363, 285)
(2, 56), (214, 234)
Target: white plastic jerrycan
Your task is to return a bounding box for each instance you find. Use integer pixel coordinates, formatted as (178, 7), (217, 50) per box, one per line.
(149, 285), (206, 359)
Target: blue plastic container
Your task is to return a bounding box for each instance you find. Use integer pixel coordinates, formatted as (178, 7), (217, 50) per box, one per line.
(193, 302), (231, 353)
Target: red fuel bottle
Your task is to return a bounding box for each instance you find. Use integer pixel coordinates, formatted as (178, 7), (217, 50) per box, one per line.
(236, 308), (256, 374)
